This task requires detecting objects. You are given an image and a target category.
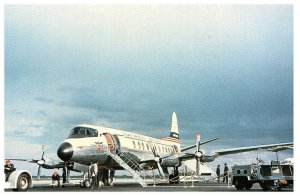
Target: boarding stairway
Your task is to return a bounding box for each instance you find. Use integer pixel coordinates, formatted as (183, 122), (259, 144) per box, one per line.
(106, 151), (149, 187)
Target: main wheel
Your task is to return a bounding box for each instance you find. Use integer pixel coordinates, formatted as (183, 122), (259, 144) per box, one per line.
(244, 182), (253, 190)
(169, 174), (174, 184)
(16, 173), (30, 191)
(83, 179), (92, 189)
(234, 179), (244, 190)
(259, 182), (269, 191)
(169, 174), (179, 184)
(277, 187), (282, 191)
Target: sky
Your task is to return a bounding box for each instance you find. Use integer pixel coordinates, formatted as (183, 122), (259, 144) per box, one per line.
(4, 4), (293, 176)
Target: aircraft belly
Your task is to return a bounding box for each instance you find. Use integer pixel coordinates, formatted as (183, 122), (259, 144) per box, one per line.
(72, 146), (108, 165)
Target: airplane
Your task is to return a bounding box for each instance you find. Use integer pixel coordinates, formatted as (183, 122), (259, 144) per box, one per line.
(9, 112), (293, 187)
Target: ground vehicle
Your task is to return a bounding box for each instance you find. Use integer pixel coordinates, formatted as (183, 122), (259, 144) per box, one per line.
(231, 161), (293, 191)
(4, 170), (33, 191)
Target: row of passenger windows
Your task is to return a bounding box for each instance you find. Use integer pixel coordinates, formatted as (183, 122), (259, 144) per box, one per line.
(132, 140), (176, 153)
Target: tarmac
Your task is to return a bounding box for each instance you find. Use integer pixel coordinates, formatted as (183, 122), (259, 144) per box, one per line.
(5, 178), (293, 192)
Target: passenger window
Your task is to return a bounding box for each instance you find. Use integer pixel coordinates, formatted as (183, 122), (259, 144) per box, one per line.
(237, 170), (240, 174)
(142, 143), (145, 150)
(138, 142), (141, 149)
(133, 141), (136, 149)
(146, 143), (149, 150)
(244, 170), (247, 174)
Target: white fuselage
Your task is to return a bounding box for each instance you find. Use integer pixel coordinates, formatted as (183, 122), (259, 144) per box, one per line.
(60, 124), (181, 169)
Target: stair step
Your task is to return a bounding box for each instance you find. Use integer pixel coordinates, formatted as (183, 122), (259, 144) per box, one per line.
(107, 151), (148, 187)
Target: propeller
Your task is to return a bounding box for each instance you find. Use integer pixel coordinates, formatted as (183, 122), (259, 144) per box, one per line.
(9, 144), (69, 181)
(150, 144), (166, 179)
(37, 145), (46, 180)
(195, 133), (202, 176)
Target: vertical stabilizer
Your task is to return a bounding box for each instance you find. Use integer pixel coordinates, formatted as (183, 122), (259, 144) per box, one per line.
(170, 112), (179, 139)
(160, 112), (180, 147)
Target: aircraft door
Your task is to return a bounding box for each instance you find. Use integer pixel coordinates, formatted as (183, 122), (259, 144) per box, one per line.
(104, 133), (115, 152)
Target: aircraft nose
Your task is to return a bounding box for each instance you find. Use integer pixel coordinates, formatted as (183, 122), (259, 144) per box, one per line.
(57, 142), (73, 162)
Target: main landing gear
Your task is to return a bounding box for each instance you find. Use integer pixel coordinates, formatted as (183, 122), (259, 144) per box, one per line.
(169, 166), (179, 184)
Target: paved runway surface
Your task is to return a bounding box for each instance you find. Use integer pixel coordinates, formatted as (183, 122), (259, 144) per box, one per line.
(5, 179), (293, 192)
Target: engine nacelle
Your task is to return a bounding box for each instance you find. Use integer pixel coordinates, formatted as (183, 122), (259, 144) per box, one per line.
(72, 162), (90, 172)
(161, 157), (180, 167)
(200, 155), (216, 162)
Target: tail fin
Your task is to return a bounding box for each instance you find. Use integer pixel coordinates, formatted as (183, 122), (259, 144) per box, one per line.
(160, 112), (180, 147)
(170, 112), (179, 139)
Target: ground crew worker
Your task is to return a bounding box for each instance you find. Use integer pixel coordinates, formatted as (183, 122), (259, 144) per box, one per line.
(109, 170), (115, 186)
(223, 163), (229, 183)
(216, 165), (221, 183)
(62, 167), (67, 184)
(89, 163), (99, 189)
(52, 171), (61, 188)
(4, 160), (15, 181)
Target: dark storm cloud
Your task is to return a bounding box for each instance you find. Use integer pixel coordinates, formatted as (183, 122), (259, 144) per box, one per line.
(5, 5), (293, 154)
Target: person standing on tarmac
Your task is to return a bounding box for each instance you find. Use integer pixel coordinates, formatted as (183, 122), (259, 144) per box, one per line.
(89, 163), (99, 189)
(4, 160), (15, 181)
(216, 165), (221, 183)
(223, 163), (229, 183)
(62, 167), (67, 184)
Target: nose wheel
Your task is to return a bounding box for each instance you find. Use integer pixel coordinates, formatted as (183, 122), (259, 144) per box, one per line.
(80, 179), (92, 189)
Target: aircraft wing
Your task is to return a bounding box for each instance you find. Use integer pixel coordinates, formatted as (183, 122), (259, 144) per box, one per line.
(39, 161), (66, 169)
(214, 142), (293, 156)
(8, 158), (66, 169)
(9, 159), (40, 163)
(178, 153), (195, 161)
(178, 142), (293, 163)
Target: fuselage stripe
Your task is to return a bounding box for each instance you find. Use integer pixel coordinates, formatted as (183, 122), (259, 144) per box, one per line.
(160, 137), (180, 141)
(160, 137), (180, 140)
(160, 137), (180, 143)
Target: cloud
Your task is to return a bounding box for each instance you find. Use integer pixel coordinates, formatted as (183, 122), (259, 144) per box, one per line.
(5, 137), (45, 159)
(4, 5), (293, 176)
(35, 97), (54, 103)
(4, 137), (60, 176)
(5, 116), (49, 138)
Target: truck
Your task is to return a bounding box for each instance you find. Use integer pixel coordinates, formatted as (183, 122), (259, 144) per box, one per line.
(4, 170), (33, 191)
(231, 161), (293, 191)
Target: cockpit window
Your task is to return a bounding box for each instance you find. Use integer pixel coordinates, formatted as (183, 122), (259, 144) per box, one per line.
(68, 127), (98, 138)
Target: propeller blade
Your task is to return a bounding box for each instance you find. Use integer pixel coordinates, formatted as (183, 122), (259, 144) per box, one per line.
(199, 137), (220, 146)
(196, 133), (201, 152)
(157, 162), (166, 179)
(195, 133), (201, 176)
(37, 145), (46, 181)
(37, 165), (41, 181)
(41, 151), (45, 160)
(196, 158), (200, 176)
